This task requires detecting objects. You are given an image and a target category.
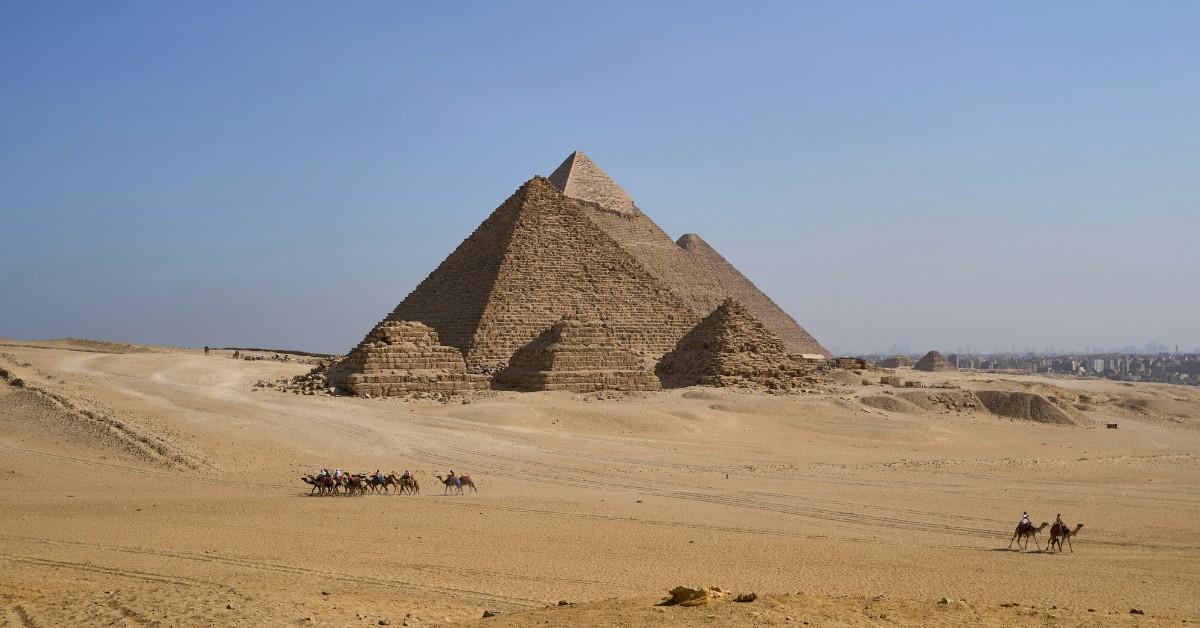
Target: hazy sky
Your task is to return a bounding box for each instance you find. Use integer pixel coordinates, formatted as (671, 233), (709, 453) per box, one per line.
(2, 3), (1197, 355)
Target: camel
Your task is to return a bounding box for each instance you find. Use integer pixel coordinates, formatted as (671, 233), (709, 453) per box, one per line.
(437, 475), (477, 495)
(300, 475), (322, 495)
(1009, 521), (1049, 550)
(368, 473), (395, 494)
(387, 474), (419, 495)
(301, 475), (338, 496)
(339, 474), (369, 496)
(1049, 523), (1084, 552)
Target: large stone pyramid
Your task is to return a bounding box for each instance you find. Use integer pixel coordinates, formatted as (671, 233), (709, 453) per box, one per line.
(655, 298), (817, 390)
(335, 152), (831, 396)
(677, 233), (830, 357)
(494, 316), (660, 392)
(548, 152), (728, 316)
(914, 350), (957, 372)
(384, 176), (696, 367)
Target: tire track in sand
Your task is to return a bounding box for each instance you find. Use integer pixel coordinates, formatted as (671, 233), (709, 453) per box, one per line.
(0, 539), (546, 609)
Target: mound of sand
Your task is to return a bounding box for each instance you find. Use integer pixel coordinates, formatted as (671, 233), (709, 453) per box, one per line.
(860, 394), (921, 413)
(974, 390), (1075, 424)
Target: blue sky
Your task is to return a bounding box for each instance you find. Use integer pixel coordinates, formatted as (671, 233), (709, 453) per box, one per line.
(2, 2), (1197, 355)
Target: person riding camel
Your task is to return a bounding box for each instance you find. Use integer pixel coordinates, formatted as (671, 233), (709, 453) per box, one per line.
(1020, 511), (1032, 531)
(373, 469), (384, 485)
(333, 468), (342, 481)
(317, 468), (329, 480)
(401, 469), (411, 480)
(1053, 513), (1065, 536)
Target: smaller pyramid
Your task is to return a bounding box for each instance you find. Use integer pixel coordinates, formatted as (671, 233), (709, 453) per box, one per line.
(677, 233), (830, 357)
(913, 351), (957, 372)
(656, 299), (818, 390)
(329, 321), (489, 396)
(494, 316), (660, 392)
(547, 151), (640, 217)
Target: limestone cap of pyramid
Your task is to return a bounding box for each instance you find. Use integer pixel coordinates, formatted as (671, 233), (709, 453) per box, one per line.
(547, 151), (640, 217)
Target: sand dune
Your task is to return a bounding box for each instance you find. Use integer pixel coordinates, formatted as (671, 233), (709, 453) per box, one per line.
(1, 343), (1198, 626)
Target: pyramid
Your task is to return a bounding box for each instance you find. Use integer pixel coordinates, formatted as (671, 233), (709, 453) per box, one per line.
(548, 152), (728, 316)
(914, 350), (957, 372)
(383, 176), (697, 368)
(493, 316), (661, 392)
(655, 299), (817, 390)
(547, 151), (640, 217)
(677, 233), (830, 357)
(329, 321), (489, 396)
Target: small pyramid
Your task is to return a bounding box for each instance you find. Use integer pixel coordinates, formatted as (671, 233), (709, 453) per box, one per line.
(914, 350), (956, 372)
(656, 299), (817, 390)
(677, 233), (830, 357)
(494, 316), (661, 392)
(328, 321), (489, 397)
(548, 151), (640, 217)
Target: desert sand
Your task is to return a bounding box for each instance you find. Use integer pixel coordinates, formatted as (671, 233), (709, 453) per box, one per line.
(1, 339), (1198, 626)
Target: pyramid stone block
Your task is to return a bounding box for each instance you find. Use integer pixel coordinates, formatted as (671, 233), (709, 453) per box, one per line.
(656, 299), (818, 390)
(494, 316), (661, 392)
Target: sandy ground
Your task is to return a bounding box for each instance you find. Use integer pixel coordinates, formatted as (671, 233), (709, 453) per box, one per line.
(1, 339), (1198, 627)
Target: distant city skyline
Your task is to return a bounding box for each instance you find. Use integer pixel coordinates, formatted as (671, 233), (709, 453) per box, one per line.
(2, 4), (1197, 355)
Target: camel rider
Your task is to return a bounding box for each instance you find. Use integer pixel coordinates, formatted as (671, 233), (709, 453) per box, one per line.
(1020, 512), (1031, 530)
(317, 468), (329, 480)
(1054, 513), (1065, 535)
(374, 469), (384, 485)
(401, 470), (411, 480)
(334, 468), (342, 481)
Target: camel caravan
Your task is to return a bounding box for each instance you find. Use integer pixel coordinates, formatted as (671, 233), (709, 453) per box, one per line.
(1009, 511), (1085, 552)
(300, 468), (478, 496)
(301, 469), (422, 496)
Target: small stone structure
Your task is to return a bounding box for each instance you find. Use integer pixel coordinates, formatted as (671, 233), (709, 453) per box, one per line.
(656, 299), (818, 390)
(329, 321), (488, 397)
(914, 350), (957, 372)
(494, 316), (660, 392)
(878, 355), (913, 368)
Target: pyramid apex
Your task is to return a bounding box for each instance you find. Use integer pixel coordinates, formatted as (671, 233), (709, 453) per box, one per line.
(547, 150), (639, 217)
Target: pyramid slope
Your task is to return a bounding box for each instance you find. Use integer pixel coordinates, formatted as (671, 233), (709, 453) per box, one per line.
(914, 350), (957, 372)
(386, 177), (698, 368)
(548, 153), (727, 316)
(547, 151), (639, 217)
(656, 299), (818, 390)
(677, 233), (830, 357)
(494, 316), (660, 392)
